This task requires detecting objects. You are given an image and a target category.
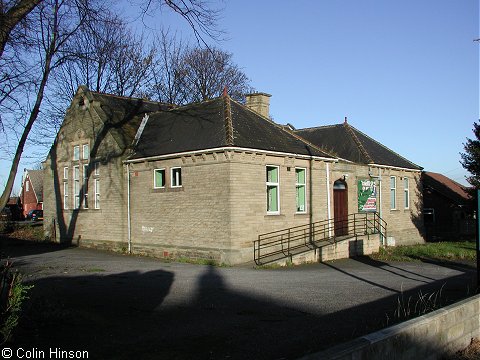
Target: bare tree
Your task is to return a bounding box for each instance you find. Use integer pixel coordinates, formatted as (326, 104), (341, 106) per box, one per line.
(134, 0), (223, 46)
(0, 0), (42, 58)
(44, 13), (156, 118)
(0, 0), (103, 211)
(180, 46), (251, 103)
(0, 0), (224, 212)
(0, 0), (221, 61)
(148, 29), (189, 104)
(32, 13), (158, 147)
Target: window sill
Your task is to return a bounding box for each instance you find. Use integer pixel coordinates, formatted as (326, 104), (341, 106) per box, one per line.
(64, 208), (102, 212)
(265, 214), (285, 218)
(151, 187), (184, 193)
(294, 212), (309, 217)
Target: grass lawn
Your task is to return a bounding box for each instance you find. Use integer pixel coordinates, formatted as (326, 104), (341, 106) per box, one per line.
(370, 241), (477, 262)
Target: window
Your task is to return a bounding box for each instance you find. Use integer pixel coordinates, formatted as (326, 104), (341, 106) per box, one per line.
(266, 166), (280, 214)
(74, 165), (80, 209)
(94, 179), (100, 209)
(171, 167), (182, 187)
(26, 180), (29, 192)
(82, 144), (89, 160)
(154, 169), (166, 188)
(94, 162), (100, 176)
(63, 182), (69, 210)
(295, 168), (306, 213)
(83, 164), (89, 209)
(63, 167), (68, 180)
(404, 177), (409, 209)
(73, 145), (80, 161)
(390, 176), (396, 210)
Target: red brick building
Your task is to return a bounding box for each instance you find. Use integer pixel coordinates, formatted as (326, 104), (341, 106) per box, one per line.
(20, 169), (43, 218)
(422, 172), (474, 241)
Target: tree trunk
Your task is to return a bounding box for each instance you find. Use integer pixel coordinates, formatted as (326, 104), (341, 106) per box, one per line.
(0, 0), (56, 212)
(0, 0), (42, 58)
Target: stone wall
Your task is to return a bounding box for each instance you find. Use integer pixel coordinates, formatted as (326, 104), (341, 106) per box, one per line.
(127, 153), (232, 263)
(330, 162), (424, 246)
(302, 294), (480, 360)
(229, 154), (331, 263)
(43, 92), (129, 249)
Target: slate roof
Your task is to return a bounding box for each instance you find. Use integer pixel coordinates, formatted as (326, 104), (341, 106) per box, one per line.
(131, 96), (333, 160)
(295, 122), (422, 170)
(86, 90), (172, 149)
(422, 172), (472, 205)
(27, 169), (43, 202)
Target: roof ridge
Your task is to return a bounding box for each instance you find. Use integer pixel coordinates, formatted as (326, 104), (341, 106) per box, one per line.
(343, 122), (374, 163)
(348, 124), (422, 169)
(90, 90), (173, 107)
(423, 172), (471, 201)
(167, 97), (220, 113)
(230, 96), (280, 125)
(424, 171), (469, 191)
(228, 98), (335, 159)
(296, 124), (341, 132)
(223, 94), (234, 146)
(282, 127), (337, 159)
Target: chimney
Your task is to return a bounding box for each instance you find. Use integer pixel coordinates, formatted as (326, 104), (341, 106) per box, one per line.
(245, 92), (271, 118)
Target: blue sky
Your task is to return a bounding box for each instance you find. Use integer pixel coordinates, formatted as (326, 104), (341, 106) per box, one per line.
(156, 0), (479, 185)
(0, 0), (478, 193)
(229, 1), (479, 185)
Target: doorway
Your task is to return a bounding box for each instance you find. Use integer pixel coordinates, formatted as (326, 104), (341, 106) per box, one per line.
(333, 179), (348, 236)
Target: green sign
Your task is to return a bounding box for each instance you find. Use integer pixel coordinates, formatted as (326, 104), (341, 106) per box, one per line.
(358, 180), (377, 212)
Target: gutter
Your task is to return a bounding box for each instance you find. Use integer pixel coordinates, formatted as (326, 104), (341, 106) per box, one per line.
(368, 163), (422, 172)
(124, 146), (338, 164)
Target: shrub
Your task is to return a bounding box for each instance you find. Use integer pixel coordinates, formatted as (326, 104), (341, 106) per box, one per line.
(0, 260), (33, 344)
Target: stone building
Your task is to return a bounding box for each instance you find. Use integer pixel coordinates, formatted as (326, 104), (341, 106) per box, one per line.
(43, 86), (424, 265)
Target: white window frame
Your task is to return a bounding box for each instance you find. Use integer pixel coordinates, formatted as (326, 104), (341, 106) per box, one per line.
(153, 168), (166, 189)
(404, 177), (410, 209)
(94, 178), (100, 209)
(295, 167), (307, 213)
(26, 180), (29, 192)
(266, 165), (280, 215)
(171, 167), (182, 188)
(82, 144), (89, 160)
(83, 164), (89, 209)
(73, 145), (80, 161)
(63, 166), (69, 180)
(73, 165), (80, 209)
(63, 181), (68, 210)
(390, 176), (396, 210)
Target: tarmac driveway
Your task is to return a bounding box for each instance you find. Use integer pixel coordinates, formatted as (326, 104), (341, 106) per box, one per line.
(1, 239), (477, 359)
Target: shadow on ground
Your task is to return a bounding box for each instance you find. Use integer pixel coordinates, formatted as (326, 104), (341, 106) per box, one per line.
(0, 236), (74, 259)
(10, 258), (478, 360)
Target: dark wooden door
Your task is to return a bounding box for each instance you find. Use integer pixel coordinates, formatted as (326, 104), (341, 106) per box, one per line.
(334, 184), (348, 236)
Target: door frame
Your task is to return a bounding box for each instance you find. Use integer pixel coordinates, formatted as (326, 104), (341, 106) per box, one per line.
(333, 179), (348, 236)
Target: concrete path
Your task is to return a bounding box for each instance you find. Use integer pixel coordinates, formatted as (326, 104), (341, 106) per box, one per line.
(1, 239), (477, 359)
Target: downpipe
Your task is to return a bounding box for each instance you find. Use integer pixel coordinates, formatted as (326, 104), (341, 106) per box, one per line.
(127, 163), (132, 254)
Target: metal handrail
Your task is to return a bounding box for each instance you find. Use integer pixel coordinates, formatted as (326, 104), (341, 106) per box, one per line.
(254, 212), (387, 265)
